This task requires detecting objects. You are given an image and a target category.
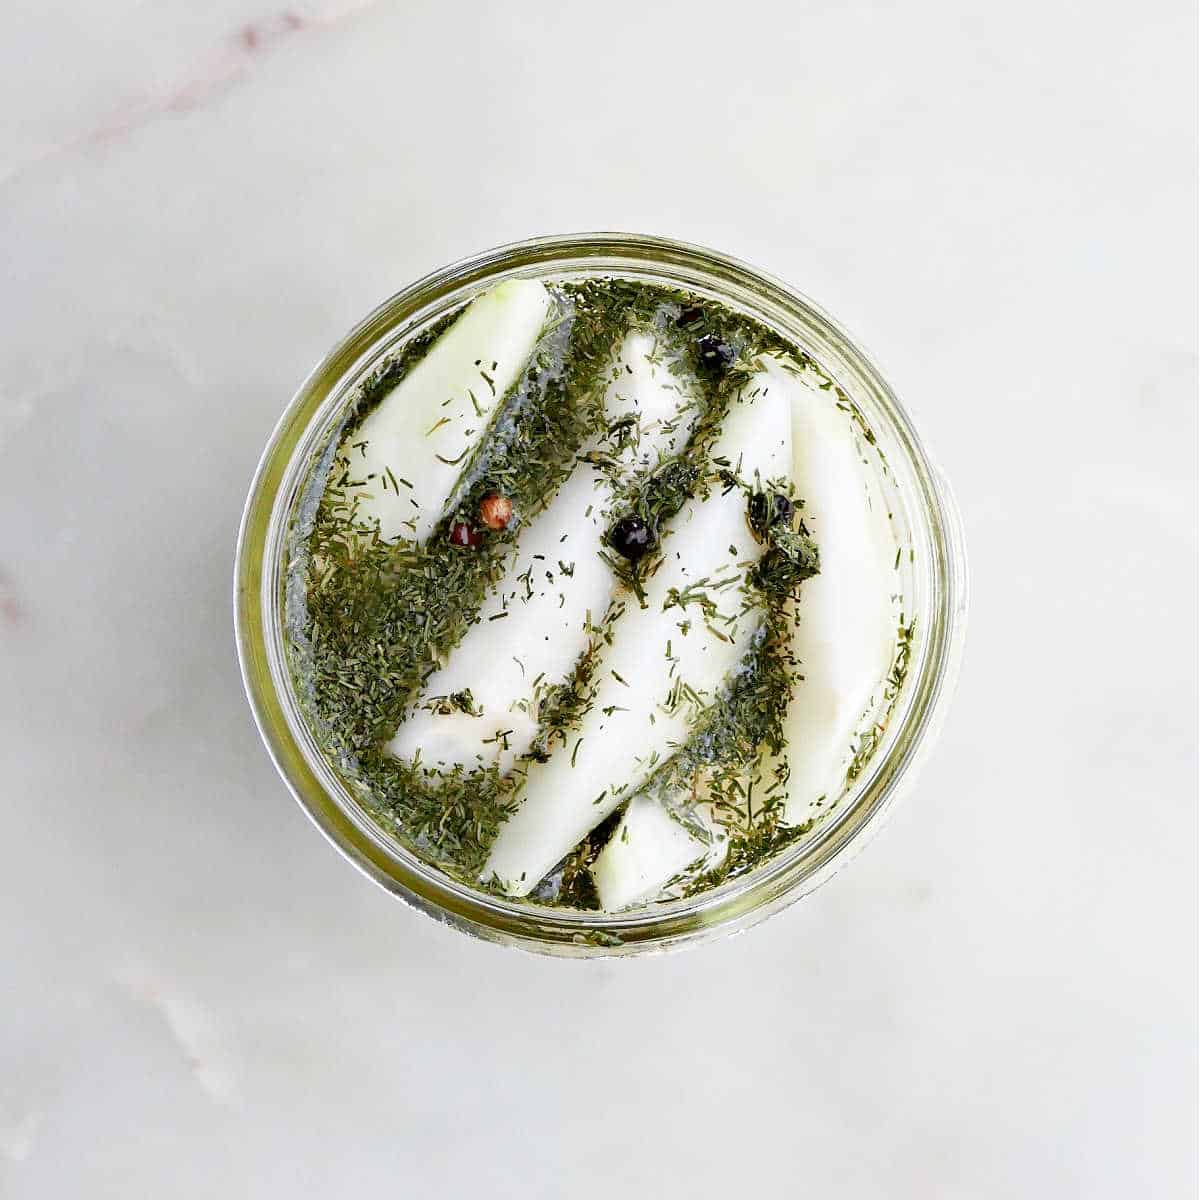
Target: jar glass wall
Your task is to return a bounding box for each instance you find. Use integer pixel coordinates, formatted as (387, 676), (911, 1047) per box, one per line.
(234, 234), (967, 957)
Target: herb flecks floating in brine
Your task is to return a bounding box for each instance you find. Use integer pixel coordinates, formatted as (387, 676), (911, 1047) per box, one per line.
(284, 279), (909, 909)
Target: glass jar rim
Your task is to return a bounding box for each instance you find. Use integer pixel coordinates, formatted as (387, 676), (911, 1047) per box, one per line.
(234, 232), (967, 957)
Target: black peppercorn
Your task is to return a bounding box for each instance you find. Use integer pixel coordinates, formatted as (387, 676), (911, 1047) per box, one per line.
(771, 492), (795, 526)
(748, 491), (795, 537)
(608, 515), (653, 562)
(696, 334), (735, 374)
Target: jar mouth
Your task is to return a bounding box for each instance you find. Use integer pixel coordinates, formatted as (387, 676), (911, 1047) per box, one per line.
(234, 233), (967, 957)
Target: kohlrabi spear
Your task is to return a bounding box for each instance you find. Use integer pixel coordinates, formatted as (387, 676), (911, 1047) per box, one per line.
(590, 789), (713, 911)
(346, 279), (551, 543)
(775, 360), (900, 825)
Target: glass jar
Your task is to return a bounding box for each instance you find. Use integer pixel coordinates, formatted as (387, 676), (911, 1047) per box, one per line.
(234, 234), (967, 956)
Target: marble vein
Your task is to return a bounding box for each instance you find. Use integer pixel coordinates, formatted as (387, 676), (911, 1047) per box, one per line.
(0, 2), (380, 189)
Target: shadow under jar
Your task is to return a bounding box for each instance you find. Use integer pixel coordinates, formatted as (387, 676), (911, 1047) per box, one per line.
(235, 234), (967, 957)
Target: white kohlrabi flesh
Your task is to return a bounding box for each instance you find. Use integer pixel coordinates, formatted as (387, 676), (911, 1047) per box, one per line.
(347, 279), (550, 543)
(584, 355), (900, 909)
(777, 360), (899, 824)
(483, 365), (792, 896)
(386, 331), (699, 775)
(590, 791), (711, 911)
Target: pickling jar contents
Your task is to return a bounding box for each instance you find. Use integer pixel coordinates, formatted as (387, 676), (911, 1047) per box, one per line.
(285, 276), (909, 912)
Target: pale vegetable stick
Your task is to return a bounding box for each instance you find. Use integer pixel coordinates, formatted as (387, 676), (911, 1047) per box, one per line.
(348, 279), (551, 543)
(387, 331), (699, 775)
(777, 362), (899, 824)
(484, 365), (792, 896)
(591, 791), (710, 911)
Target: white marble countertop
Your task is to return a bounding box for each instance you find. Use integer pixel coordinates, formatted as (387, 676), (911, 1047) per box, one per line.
(2, 2), (1196, 1196)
